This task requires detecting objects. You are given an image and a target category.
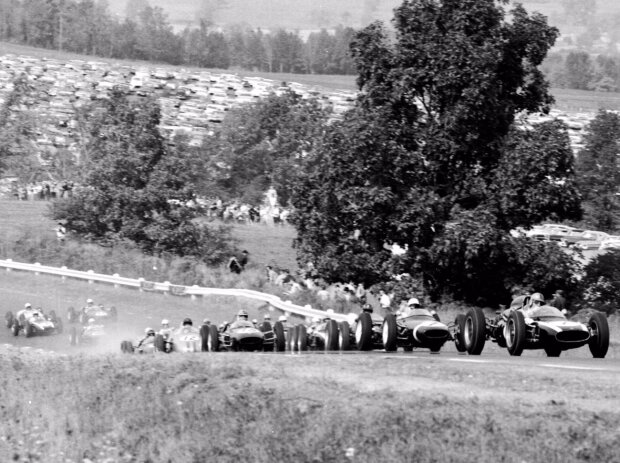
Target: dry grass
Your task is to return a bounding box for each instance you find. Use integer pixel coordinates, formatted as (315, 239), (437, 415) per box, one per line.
(0, 350), (619, 463)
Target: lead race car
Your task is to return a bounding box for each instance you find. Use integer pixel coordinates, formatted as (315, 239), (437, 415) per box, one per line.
(5, 304), (63, 337)
(457, 293), (610, 357)
(68, 299), (117, 325)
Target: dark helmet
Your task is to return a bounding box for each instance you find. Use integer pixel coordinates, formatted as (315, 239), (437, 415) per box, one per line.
(182, 317), (193, 326)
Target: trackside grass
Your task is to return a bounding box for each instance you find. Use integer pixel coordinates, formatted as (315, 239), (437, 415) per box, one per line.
(0, 351), (619, 463)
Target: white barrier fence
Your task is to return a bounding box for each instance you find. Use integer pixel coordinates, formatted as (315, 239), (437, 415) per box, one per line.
(0, 259), (348, 322)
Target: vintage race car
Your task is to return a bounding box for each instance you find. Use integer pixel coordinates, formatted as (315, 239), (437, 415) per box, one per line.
(457, 295), (610, 357)
(6, 309), (63, 337)
(69, 323), (105, 345)
(121, 333), (172, 354)
(339, 310), (385, 351)
(381, 309), (451, 353)
(68, 304), (118, 325)
(169, 325), (202, 353)
(291, 318), (340, 352)
(203, 320), (283, 352)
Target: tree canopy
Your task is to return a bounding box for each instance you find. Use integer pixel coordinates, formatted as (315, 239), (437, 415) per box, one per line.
(53, 90), (233, 264)
(291, 0), (581, 305)
(575, 110), (620, 233)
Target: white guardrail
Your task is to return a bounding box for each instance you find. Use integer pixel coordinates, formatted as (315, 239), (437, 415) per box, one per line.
(0, 259), (348, 322)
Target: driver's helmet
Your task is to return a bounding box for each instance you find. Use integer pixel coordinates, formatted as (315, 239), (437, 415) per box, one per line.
(237, 309), (248, 321)
(24, 303), (32, 309)
(362, 303), (373, 313)
(88, 318), (96, 325)
(161, 319), (170, 327)
(264, 314), (272, 321)
(182, 317), (193, 326)
(145, 327), (155, 336)
(203, 318), (210, 325)
(530, 292), (545, 308)
(278, 315), (288, 322)
(407, 298), (421, 308)
(86, 298), (94, 305)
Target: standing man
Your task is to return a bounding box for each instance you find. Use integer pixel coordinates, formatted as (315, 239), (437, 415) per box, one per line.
(550, 290), (566, 311)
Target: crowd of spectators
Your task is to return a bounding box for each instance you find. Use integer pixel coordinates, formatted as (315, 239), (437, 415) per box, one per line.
(5, 180), (74, 200)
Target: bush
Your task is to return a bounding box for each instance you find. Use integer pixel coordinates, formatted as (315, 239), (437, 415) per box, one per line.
(578, 249), (620, 315)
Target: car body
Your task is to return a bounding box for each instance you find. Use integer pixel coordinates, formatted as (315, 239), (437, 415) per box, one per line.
(6, 308), (63, 337)
(203, 320), (283, 352)
(458, 295), (609, 357)
(170, 325), (202, 353)
(68, 304), (117, 325)
(381, 309), (451, 353)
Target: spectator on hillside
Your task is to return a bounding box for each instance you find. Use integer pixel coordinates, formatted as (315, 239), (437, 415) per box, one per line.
(379, 290), (392, 313)
(265, 265), (278, 283)
(228, 256), (242, 274)
(55, 222), (66, 242)
(238, 250), (249, 270)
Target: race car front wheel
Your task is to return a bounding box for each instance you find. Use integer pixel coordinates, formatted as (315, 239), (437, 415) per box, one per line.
(588, 312), (609, 359)
(505, 310), (526, 356)
(463, 307), (486, 355)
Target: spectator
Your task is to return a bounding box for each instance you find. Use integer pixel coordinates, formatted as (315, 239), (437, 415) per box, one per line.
(227, 256), (242, 274)
(265, 265), (278, 283)
(550, 290), (566, 311)
(238, 250), (249, 270)
(55, 222), (66, 242)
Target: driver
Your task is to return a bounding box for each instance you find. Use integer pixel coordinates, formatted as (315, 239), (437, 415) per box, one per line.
(231, 309), (251, 328)
(523, 292), (546, 317)
(402, 298), (421, 317)
(83, 299), (96, 314)
(138, 327), (156, 348)
(159, 319), (173, 339)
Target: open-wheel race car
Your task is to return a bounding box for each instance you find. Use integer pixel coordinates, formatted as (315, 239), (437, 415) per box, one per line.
(381, 307), (451, 353)
(203, 310), (285, 352)
(68, 300), (117, 325)
(69, 320), (105, 346)
(291, 317), (340, 352)
(121, 327), (173, 354)
(5, 305), (63, 338)
(455, 294), (610, 357)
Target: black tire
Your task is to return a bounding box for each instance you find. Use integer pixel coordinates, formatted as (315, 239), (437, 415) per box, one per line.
(463, 307), (486, 355)
(337, 321), (350, 351)
(55, 318), (63, 334)
(288, 325), (298, 352)
(505, 310), (526, 356)
(297, 324), (308, 351)
(544, 345), (562, 357)
(67, 307), (77, 323)
(588, 312), (610, 358)
(259, 321), (275, 351)
(382, 313), (398, 352)
(454, 314), (467, 353)
(199, 325), (210, 352)
(207, 324), (219, 352)
(273, 321), (286, 352)
(121, 340), (134, 353)
(324, 319), (339, 351)
(355, 312), (373, 351)
(70, 327), (78, 346)
(24, 321), (33, 338)
(155, 334), (166, 352)
(5, 311), (14, 329)
(11, 321), (19, 336)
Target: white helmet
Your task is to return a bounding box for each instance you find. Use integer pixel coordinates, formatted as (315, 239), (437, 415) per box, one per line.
(145, 327), (155, 335)
(161, 319), (170, 326)
(86, 299), (94, 304)
(264, 314), (271, 321)
(88, 318), (96, 324)
(278, 315), (287, 322)
(407, 298), (420, 307)
(24, 303), (32, 309)
(326, 309), (334, 315)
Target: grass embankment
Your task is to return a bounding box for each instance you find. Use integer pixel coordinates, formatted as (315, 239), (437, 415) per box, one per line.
(0, 351), (618, 463)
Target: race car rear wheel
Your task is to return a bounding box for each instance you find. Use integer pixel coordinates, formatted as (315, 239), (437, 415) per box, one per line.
(355, 312), (373, 351)
(5, 311), (14, 328)
(155, 333), (167, 353)
(120, 340), (134, 353)
(325, 319), (339, 351)
(382, 314), (398, 352)
(297, 324), (308, 351)
(463, 307), (486, 355)
(207, 324), (219, 352)
(588, 312), (609, 358)
(338, 321), (350, 351)
(505, 310), (526, 356)
(273, 321), (286, 352)
(454, 314), (467, 353)
(24, 321), (33, 338)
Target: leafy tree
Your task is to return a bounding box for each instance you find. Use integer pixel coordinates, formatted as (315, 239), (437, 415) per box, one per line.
(579, 249), (620, 315)
(291, 0), (581, 305)
(54, 90), (234, 263)
(199, 91), (329, 204)
(575, 110), (620, 232)
(564, 51), (593, 90)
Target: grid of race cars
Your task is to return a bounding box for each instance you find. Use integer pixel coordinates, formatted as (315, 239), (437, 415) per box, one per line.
(4, 295), (610, 358)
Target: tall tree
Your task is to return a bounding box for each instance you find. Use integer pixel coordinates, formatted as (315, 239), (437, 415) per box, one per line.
(291, 0), (581, 304)
(575, 110), (620, 232)
(54, 90), (233, 262)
